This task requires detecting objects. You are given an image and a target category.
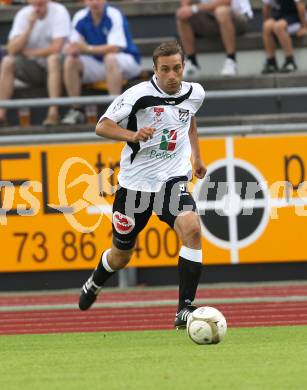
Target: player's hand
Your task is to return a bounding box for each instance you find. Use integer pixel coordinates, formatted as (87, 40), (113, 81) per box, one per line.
(64, 43), (80, 56)
(22, 48), (36, 57)
(132, 127), (155, 143)
(74, 40), (88, 53)
(176, 6), (194, 20)
(296, 26), (307, 38)
(193, 159), (207, 179)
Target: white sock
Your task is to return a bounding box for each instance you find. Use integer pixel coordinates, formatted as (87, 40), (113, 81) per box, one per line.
(101, 249), (115, 272)
(179, 246), (202, 263)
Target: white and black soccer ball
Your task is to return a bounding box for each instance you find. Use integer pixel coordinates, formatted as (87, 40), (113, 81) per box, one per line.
(187, 306), (227, 345)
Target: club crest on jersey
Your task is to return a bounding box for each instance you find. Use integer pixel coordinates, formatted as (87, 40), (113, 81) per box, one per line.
(178, 109), (189, 123)
(113, 212), (135, 235)
(153, 107), (164, 123)
(159, 129), (177, 151)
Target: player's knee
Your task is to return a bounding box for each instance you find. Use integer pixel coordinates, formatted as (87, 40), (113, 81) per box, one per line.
(176, 8), (189, 21)
(214, 6), (232, 23)
(1, 55), (15, 72)
(273, 20), (287, 35)
(104, 53), (118, 69)
(47, 53), (61, 70)
(263, 20), (275, 34)
(185, 222), (201, 244)
(178, 213), (201, 245)
(64, 55), (77, 72)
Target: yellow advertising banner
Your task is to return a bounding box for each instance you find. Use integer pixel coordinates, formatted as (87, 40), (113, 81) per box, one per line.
(0, 133), (307, 272)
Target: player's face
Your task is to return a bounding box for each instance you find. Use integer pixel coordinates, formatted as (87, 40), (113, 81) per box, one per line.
(85, 0), (105, 13)
(28, 0), (48, 18)
(154, 54), (184, 95)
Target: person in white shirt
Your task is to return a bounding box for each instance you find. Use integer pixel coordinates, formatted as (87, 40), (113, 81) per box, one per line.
(176, 0), (253, 77)
(261, 0), (307, 73)
(0, 0), (71, 126)
(78, 41), (207, 330)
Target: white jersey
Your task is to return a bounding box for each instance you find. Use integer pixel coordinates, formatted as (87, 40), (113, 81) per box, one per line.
(100, 76), (205, 192)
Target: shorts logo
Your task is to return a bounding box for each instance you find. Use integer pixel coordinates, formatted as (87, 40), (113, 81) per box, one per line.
(113, 211), (135, 234)
(179, 183), (189, 196)
(159, 129), (177, 151)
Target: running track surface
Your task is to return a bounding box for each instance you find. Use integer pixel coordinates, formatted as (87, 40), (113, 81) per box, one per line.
(1, 283), (307, 335)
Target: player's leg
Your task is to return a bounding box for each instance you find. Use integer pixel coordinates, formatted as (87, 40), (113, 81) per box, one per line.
(78, 243), (134, 311)
(176, 10), (218, 78)
(215, 7), (249, 76)
(155, 178), (203, 328)
(79, 186), (153, 310)
(273, 18), (297, 72)
(104, 53), (124, 95)
(0, 55), (16, 124)
(262, 18), (279, 73)
(214, 5), (237, 75)
(62, 55), (85, 125)
(176, 8), (197, 65)
(173, 211), (203, 328)
(44, 53), (62, 125)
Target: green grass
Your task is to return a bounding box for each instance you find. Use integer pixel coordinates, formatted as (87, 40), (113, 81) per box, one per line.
(1, 327), (307, 390)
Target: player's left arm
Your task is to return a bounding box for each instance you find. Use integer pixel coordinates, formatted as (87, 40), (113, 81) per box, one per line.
(189, 117), (207, 179)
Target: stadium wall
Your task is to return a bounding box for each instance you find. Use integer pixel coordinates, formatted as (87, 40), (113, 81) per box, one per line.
(1, 130), (307, 290)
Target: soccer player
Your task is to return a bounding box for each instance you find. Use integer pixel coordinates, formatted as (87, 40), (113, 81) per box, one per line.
(78, 40), (207, 329)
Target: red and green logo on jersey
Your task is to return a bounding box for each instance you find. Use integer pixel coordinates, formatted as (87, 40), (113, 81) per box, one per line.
(159, 129), (177, 151)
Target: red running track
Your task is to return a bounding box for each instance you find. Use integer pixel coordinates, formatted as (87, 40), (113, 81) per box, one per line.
(1, 285), (307, 335)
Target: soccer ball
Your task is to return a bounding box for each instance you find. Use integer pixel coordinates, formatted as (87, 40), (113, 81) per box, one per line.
(187, 306), (227, 345)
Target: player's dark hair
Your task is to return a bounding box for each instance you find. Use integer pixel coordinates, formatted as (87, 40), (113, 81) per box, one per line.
(153, 40), (184, 67)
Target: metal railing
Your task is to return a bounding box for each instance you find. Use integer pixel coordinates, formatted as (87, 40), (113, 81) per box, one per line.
(1, 86), (307, 108)
(2, 123), (307, 146)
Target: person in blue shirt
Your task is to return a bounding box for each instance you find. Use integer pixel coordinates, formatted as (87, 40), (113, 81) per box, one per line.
(62, 0), (141, 125)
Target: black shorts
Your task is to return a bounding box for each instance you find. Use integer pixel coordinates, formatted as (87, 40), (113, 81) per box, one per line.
(272, 11), (299, 26)
(112, 177), (197, 250)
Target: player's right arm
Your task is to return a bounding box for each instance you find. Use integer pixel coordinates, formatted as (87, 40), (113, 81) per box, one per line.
(96, 118), (155, 143)
(96, 86), (155, 143)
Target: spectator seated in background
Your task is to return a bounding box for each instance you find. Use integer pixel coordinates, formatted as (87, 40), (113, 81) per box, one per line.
(261, 0), (307, 73)
(0, 0), (70, 126)
(61, 0), (141, 125)
(176, 0), (253, 77)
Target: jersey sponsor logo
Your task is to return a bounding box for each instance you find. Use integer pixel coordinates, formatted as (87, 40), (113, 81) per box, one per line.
(112, 211), (135, 235)
(159, 129), (177, 151)
(178, 109), (189, 123)
(153, 107), (164, 123)
(150, 150), (177, 160)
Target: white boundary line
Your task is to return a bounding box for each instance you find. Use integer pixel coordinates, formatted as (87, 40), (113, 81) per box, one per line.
(1, 295), (307, 312)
